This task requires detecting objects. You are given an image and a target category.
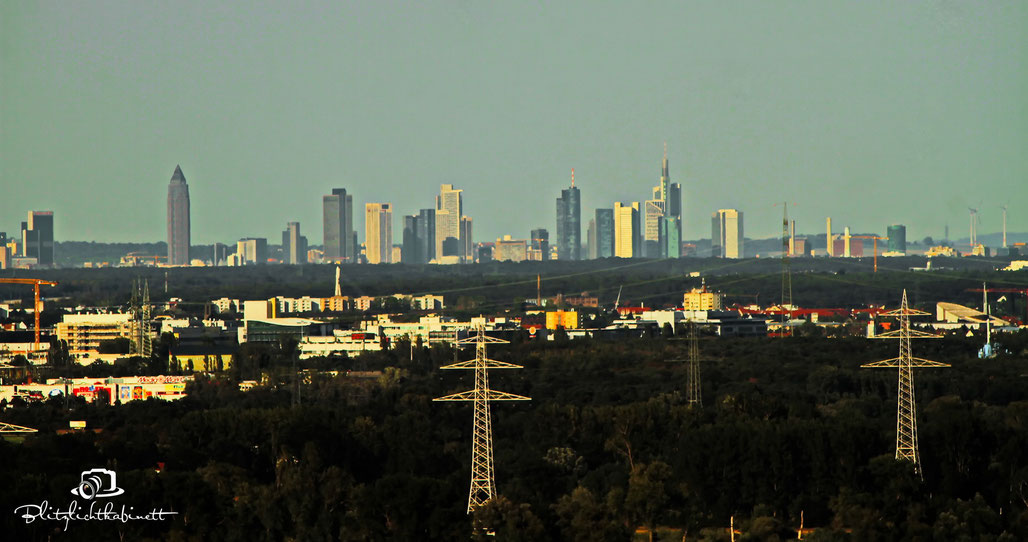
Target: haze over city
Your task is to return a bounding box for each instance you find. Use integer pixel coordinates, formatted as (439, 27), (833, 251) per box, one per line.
(2, 1), (1025, 245)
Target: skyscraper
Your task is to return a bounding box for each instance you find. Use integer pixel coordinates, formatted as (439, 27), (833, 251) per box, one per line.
(888, 224), (907, 254)
(282, 222), (308, 264)
(556, 170), (581, 260)
(418, 208), (436, 263)
(643, 198), (665, 258)
(461, 216), (474, 263)
(436, 184), (463, 259)
(323, 188), (354, 263)
(167, 166), (191, 266)
(236, 238), (267, 265)
(663, 146), (682, 252)
(402, 215), (420, 264)
(595, 208), (615, 259)
(21, 211), (54, 266)
(614, 202), (640, 258)
(644, 145), (682, 259)
(586, 220), (597, 259)
(530, 228), (549, 261)
(711, 209), (744, 258)
(365, 203), (393, 264)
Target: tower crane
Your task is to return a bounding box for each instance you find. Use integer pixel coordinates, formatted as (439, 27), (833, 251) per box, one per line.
(848, 235), (887, 273)
(0, 278), (58, 351)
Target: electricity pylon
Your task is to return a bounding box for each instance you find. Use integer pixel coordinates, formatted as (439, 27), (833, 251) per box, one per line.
(777, 202), (794, 336)
(130, 279), (153, 358)
(862, 290), (948, 478)
(434, 326), (530, 514)
(0, 422), (38, 434)
(686, 320), (702, 407)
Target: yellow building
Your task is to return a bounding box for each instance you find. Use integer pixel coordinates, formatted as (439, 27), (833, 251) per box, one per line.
(171, 346), (234, 373)
(545, 310), (579, 330)
(683, 280), (723, 310)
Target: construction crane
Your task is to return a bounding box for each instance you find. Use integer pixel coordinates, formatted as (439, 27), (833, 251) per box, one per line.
(0, 278), (58, 351)
(849, 235), (887, 273)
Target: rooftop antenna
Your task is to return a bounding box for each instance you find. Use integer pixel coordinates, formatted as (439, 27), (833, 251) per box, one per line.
(861, 290), (949, 479)
(570, 168), (575, 188)
(434, 326), (530, 514)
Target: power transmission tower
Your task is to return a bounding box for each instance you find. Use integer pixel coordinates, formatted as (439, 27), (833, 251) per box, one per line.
(777, 202), (794, 336)
(861, 290), (948, 478)
(686, 320), (702, 407)
(141, 280), (153, 358)
(434, 326), (530, 514)
(0, 422), (38, 434)
(131, 279), (153, 358)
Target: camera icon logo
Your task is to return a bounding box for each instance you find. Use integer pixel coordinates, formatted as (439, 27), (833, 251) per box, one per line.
(70, 468), (125, 500)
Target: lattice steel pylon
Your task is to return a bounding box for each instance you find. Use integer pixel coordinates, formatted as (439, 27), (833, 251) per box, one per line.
(778, 202), (793, 336)
(130, 279), (153, 358)
(686, 320), (702, 407)
(434, 326), (530, 514)
(862, 290), (949, 478)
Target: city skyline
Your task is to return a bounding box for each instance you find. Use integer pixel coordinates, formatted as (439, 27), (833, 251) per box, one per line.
(2, 3), (1025, 246)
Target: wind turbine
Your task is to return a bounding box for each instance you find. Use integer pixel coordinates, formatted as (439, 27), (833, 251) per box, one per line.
(968, 207), (979, 249)
(1001, 205), (1008, 248)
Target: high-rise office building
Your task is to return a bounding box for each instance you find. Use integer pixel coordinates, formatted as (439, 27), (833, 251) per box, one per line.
(436, 184), (463, 259)
(323, 188), (354, 263)
(402, 215), (420, 264)
(461, 216), (474, 263)
(167, 166), (190, 266)
(530, 228), (550, 261)
(614, 202), (641, 258)
(418, 208), (436, 263)
(365, 203), (393, 264)
(282, 222), (308, 265)
(643, 199), (665, 258)
(21, 211), (55, 266)
(587, 220), (597, 259)
(711, 209), (744, 258)
(555, 171), (581, 260)
(595, 208), (615, 259)
(664, 216), (681, 258)
(644, 145), (682, 259)
(662, 146), (682, 254)
(213, 242), (228, 266)
(237, 238), (267, 265)
(887, 224), (907, 254)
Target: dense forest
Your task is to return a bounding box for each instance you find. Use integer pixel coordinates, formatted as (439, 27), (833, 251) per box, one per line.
(3, 330), (1028, 540)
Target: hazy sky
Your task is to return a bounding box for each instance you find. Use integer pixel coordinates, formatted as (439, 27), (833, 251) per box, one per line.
(2, 1), (1025, 246)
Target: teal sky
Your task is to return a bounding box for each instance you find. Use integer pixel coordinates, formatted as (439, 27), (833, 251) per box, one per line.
(2, 1), (1025, 246)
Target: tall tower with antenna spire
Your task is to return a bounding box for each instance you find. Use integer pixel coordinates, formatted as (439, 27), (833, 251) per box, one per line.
(435, 326), (530, 513)
(862, 290), (948, 478)
(663, 143), (682, 258)
(556, 170), (581, 260)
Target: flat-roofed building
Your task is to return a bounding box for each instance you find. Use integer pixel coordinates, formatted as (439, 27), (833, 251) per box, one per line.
(57, 313), (134, 352)
(494, 235), (528, 262)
